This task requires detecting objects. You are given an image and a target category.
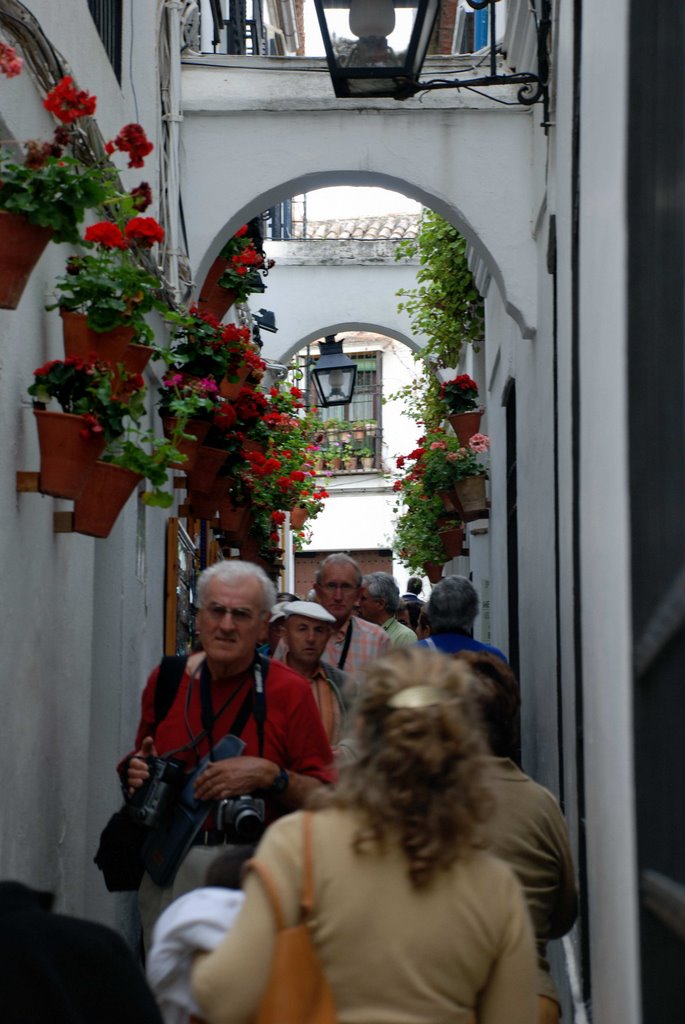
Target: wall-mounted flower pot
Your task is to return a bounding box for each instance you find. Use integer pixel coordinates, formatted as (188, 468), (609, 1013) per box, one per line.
(61, 309), (135, 364)
(361, 457), (374, 471)
(161, 416), (211, 471)
(423, 561), (445, 585)
(447, 409), (483, 446)
(197, 256), (237, 320)
(218, 501), (252, 540)
(452, 474), (489, 522)
(242, 438), (267, 457)
(34, 409), (105, 499)
(186, 446), (228, 494)
(121, 343), (154, 375)
(0, 211), (53, 310)
(439, 525), (465, 559)
(290, 506), (308, 530)
(220, 363), (251, 401)
(73, 461), (142, 538)
(438, 488), (459, 513)
(344, 457), (358, 472)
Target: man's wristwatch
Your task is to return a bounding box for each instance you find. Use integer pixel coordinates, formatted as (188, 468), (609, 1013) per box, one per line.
(270, 766), (289, 794)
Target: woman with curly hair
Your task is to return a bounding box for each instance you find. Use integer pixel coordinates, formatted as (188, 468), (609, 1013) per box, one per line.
(192, 647), (537, 1024)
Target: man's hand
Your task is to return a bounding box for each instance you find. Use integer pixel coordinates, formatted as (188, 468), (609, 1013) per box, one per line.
(127, 736), (158, 795)
(193, 756), (277, 802)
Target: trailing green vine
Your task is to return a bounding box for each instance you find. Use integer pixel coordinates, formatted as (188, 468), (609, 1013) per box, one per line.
(395, 210), (483, 358)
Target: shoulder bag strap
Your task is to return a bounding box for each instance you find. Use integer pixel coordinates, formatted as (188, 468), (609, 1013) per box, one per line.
(300, 811), (315, 918)
(154, 655), (188, 726)
(246, 811), (315, 931)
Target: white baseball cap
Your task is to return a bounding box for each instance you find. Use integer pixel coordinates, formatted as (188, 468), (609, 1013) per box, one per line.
(269, 601), (290, 624)
(282, 600), (336, 624)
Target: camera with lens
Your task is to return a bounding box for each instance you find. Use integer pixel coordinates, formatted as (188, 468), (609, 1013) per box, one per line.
(216, 795), (266, 842)
(127, 756), (186, 829)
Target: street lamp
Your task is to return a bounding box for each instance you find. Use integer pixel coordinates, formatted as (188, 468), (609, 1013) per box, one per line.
(313, 0), (439, 98)
(313, 0), (549, 122)
(310, 336), (358, 408)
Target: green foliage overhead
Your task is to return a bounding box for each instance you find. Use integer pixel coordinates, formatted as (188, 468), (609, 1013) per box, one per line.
(395, 209), (484, 371)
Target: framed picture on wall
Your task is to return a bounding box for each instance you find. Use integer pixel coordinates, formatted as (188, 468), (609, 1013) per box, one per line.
(164, 517), (198, 655)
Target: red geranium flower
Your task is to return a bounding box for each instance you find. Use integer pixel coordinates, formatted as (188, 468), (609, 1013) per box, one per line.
(43, 76), (96, 124)
(125, 216), (164, 247)
(130, 182), (153, 212)
(107, 123), (153, 168)
(84, 221), (127, 249)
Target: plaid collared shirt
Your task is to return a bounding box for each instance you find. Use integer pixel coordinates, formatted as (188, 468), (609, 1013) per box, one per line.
(323, 615), (392, 676)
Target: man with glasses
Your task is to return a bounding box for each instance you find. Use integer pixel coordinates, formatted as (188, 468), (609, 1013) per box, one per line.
(120, 561), (334, 947)
(312, 553), (392, 675)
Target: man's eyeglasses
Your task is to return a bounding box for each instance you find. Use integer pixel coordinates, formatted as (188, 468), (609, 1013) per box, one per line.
(319, 582), (358, 593)
(203, 603), (256, 623)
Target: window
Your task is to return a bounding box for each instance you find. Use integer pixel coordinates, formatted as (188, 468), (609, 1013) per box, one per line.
(309, 352), (383, 472)
(87, 0), (122, 82)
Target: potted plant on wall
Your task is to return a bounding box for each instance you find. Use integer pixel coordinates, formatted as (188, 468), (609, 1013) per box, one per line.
(446, 433), (491, 521)
(440, 373), (484, 445)
(356, 445), (374, 470)
(72, 429), (182, 538)
(48, 217), (165, 364)
(198, 224), (275, 319)
(0, 68), (156, 309)
(27, 355), (144, 498)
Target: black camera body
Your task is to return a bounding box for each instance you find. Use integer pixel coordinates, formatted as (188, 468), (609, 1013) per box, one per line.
(216, 795), (266, 842)
(127, 756), (186, 828)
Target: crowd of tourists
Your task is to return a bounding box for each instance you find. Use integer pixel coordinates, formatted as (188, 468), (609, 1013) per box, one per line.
(3, 555), (577, 1024)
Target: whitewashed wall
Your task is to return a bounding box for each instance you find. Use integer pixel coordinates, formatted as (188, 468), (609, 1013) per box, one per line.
(0, 0), (171, 935)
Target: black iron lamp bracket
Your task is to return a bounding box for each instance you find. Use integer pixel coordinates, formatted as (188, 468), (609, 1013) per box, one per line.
(396, 0), (551, 130)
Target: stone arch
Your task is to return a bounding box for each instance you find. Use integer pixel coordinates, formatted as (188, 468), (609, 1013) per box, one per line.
(182, 67), (536, 341)
(189, 169), (535, 348)
(273, 320), (420, 368)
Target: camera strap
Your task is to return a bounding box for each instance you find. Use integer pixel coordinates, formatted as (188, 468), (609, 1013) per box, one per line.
(337, 618), (353, 670)
(198, 654), (269, 760)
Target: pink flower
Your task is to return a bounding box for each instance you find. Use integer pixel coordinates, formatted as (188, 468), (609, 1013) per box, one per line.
(468, 433), (490, 453)
(430, 440), (447, 450)
(199, 377), (219, 394)
(0, 42), (23, 78)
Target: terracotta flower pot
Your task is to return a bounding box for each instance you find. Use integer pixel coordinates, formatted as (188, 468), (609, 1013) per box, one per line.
(218, 501), (252, 539)
(161, 416), (211, 471)
(219, 363), (251, 401)
(452, 474), (489, 522)
(34, 409), (106, 499)
(290, 506), (308, 530)
(423, 561), (445, 585)
(242, 438), (267, 456)
(121, 343), (154, 375)
(61, 309), (135, 363)
(186, 446), (228, 494)
(0, 210), (53, 310)
(439, 525), (465, 559)
(73, 461), (142, 538)
(438, 488), (459, 513)
(197, 256), (238, 320)
(447, 409), (484, 446)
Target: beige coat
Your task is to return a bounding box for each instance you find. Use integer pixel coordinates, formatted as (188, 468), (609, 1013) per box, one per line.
(482, 758), (578, 1004)
(192, 808), (537, 1024)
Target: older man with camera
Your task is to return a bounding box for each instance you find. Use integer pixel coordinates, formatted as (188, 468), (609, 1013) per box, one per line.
(121, 561), (335, 947)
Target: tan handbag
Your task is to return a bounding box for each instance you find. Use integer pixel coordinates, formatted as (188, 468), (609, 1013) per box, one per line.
(249, 812), (337, 1024)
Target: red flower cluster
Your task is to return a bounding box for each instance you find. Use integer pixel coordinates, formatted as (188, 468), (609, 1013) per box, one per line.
(79, 412), (104, 439)
(84, 222), (127, 249)
(125, 216), (164, 248)
(43, 76), (96, 124)
(232, 387), (268, 425)
(130, 182), (153, 211)
(271, 510), (286, 526)
(245, 451), (283, 477)
(105, 123), (153, 168)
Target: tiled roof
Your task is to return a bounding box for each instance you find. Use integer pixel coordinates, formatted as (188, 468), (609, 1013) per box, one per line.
(293, 212), (421, 241)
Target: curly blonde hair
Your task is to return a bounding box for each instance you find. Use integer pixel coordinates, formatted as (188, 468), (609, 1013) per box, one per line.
(315, 647), (493, 887)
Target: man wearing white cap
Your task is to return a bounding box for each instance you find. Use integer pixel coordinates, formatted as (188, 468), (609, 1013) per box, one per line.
(280, 601), (356, 756)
